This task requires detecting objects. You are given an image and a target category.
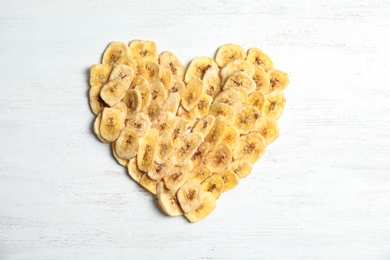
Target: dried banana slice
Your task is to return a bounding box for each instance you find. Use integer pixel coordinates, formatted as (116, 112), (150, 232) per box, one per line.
(223, 71), (256, 94)
(145, 103), (162, 126)
(172, 116), (188, 143)
(168, 77), (185, 96)
(99, 106), (126, 142)
(127, 157), (145, 183)
(128, 39), (158, 63)
(90, 64), (112, 89)
(109, 64), (133, 86)
(163, 161), (192, 191)
(213, 88), (242, 109)
(220, 60), (255, 86)
(233, 133), (267, 164)
(130, 75), (149, 89)
(263, 90), (286, 120)
(177, 106), (198, 128)
(114, 127), (139, 160)
(246, 47), (274, 71)
(162, 92), (181, 115)
(267, 68), (290, 92)
(204, 144), (233, 173)
(139, 173), (158, 194)
(220, 125), (240, 150)
(154, 132), (174, 164)
(185, 192), (216, 223)
(247, 90), (265, 112)
(215, 43), (246, 68)
(252, 65), (271, 93)
(203, 69), (222, 99)
(100, 78), (129, 107)
(192, 115), (215, 138)
(194, 93), (212, 118)
(201, 174), (224, 200)
(122, 89), (142, 115)
(191, 142), (211, 167)
(126, 112), (152, 136)
(156, 181), (184, 216)
(160, 70), (172, 90)
(209, 103), (236, 126)
(137, 128), (159, 172)
(185, 56), (218, 83)
(190, 164), (213, 183)
(174, 132), (204, 166)
(145, 62), (161, 83)
(234, 105), (261, 134)
(134, 84), (151, 111)
(89, 86), (107, 116)
(217, 169), (239, 192)
(148, 157), (175, 181)
(159, 51), (185, 80)
(102, 41), (130, 66)
(204, 116), (227, 150)
(227, 159), (253, 179)
(157, 112), (176, 134)
(93, 112), (109, 143)
(181, 78), (203, 111)
(255, 116), (280, 145)
(111, 142), (129, 167)
(149, 81), (167, 106)
(177, 180), (205, 213)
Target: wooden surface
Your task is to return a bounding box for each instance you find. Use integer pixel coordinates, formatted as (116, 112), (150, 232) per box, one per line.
(1, 0), (390, 259)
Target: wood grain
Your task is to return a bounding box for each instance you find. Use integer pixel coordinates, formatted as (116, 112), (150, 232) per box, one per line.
(0, 0), (389, 259)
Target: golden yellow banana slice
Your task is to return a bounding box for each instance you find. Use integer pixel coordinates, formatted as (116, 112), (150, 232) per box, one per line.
(252, 65), (271, 93)
(139, 173), (158, 194)
(130, 75), (149, 89)
(162, 92), (181, 115)
(90, 64), (112, 89)
(217, 169), (239, 192)
(255, 116), (280, 145)
(220, 60), (255, 86)
(223, 71), (256, 94)
(227, 159), (253, 179)
(205, 116), (227, 150)
(134, 84), (151, 111)
(213, 88), (242, 109)
(126, 112), (152, 136)
(99, 106), (126, 142)
(145, 103), (162, 126)
(201, 174), (224, 200)
(102, 41), (130, 66)
(195, 93), (213, 118)
(100, 78), (129, 107)
(204, 143), (233, 173)
(122, 89), (142, 115)
(157, 111), (176, 134)
(160, 70), (172, 90)
(209, 103), (236, 126)
(168, 77), (185, 96)
(185, 192), (216, 223)
(263, 90), (286, 120)
(93, 112), (109, 143)
(185, 56), (218, 83)
(215, 43), (246, 67)
(192, 114), (216, 138)
(220, 125), (239, 150)
(247, 90), (265, 112)
(267, 68), (290, 92)
(128, 39), (158, 63)
(127, 157), (145, 183)
(154, 132), (174, 164)
(172, 116), (188, 143)
(190, 164), (213, 183)
(234, 105), (261, 134)
(177, 180), (205, 213)
(137, 128), (159, 172)
(145, 62), (161, 83)
(159, 51), (185, 80)
(114, 127), (139, 160)
(111, 142), (129, 167)
(148, 157), (175, 181)
(156, 181), (184, 216)
(191, 142), (211, 167)
(163, 161), (192, 191)
(181, 77), (203, 111)
(203, 69), (222, 99)
(246, 47), (274, 71)
(89, 85), (107, 115)
(174, 132), (204, 166)
(233, 133), (266, 164)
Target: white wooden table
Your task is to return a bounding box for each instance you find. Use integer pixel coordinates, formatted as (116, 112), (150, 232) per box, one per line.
(1, 0), (389, 259)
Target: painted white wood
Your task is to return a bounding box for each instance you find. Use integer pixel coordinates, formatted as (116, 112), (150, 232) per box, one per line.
(1, 0), (390, 259)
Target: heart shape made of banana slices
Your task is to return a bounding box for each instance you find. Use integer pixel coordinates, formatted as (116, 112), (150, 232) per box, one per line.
(89, 40), (290, 223)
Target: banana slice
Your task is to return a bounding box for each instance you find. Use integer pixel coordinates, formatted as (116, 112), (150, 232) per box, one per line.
(93, 112), (109, 143)
(209, 103), (236, 126)
(177, 180), (205, 213)
(205, 116), (227, 150)
(159, 51), (185, 80)
(185, 192), (216, 223)
(223, 71), (256, 94)
(128, 39), (158, 63)
(112, 101), (128, 119)
(203, 69), (222, 99)
(127, 157), (145, 183)
(137, 128), (159, 172)
(163, 161), (192, 191)
(217, 169), (239, 192)
(100, 106), (126, 142)
(267, 68), (290, 92)
(215, 43), (246, 68)
(174, 132), (203, 166)
(195, 93), (213, 118)
(154, 132), (174, 164)
(90, 64), (112, 89)
(172, 116), (188, 143)
(146, 103), (162, 126)
(114, 55), (137, 68)
(182, 77), (203, 111)
(157, 111), (176, 134)
(220, 125), (240, 150)
(156, 181), (184, 216)
(220, 60), (255, 86)
(213, 88), (242, 109)
(139, 173), (158, 194)
(114, 126), (139, 160)
(184, 56), (218, 83)
(160, 70), (172, 90)
(109, 64), (133, 86)
(122, 89), (142, 115)
(102, 41), (130, 66)
(177, 106), (198, 128)
(255, 116), (280, 145)
(168, 77), (185, 96)
(149, 81), (167, 106)
(134, 84), (151, 111)
(246, 47), (274, 71)
(227, 159), (253, 179)
(130, 75), (149, 89)
(100, 78), (129, 107)
(229, 86), (248, 106)
(201, 174), (224, 200)
(204, 144), (233, 173)
(234, 105), (261, 134)
(190, 164), (213, 183)
(89, 86), (107, 115)
(191, 142), (211, 167)
(148, 157), (175, 181)
(111, 142), (129, 167)
(145, 62), (161, 83)
(247, 90), (265, 112)
(126, 112), (152, 136)
(233, 133), (267, 164)
(192, 114), (215, 138)
(162, 92), (181, 115)
(263, 90), (286, 120)
(252, 65), (271, 93)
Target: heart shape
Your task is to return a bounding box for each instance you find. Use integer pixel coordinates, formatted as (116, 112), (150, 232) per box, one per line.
(89, 40), (290, 222)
